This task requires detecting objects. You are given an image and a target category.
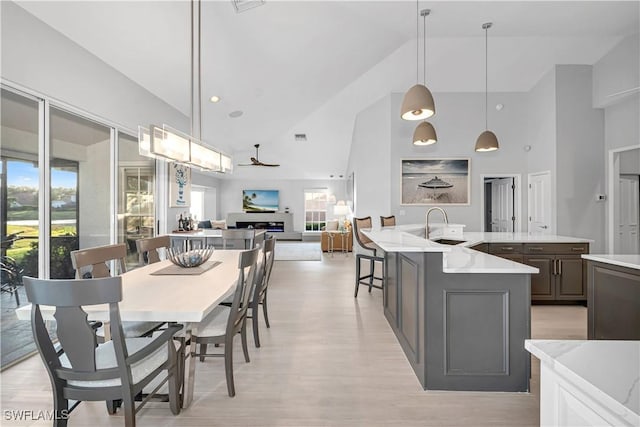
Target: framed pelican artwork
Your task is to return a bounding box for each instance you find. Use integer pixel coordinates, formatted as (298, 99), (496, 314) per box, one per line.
(401, 158), (470, 205)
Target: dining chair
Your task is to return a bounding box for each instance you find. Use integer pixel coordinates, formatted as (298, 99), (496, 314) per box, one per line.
(70, 244), (164, 339)
(353, 216), (385, 297)
(193, 247), (260, 397)
(380, 215), (396, 227)
(222, 229), (256, 250)
(23, 276), (183, 427)
(135, 236), (170, 266)
(249, 236), (276, 347)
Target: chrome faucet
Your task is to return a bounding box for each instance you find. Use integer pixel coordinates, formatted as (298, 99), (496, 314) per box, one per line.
(426, 207), (449, 239)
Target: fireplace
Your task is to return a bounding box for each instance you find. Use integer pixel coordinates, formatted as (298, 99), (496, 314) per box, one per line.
(236, 221), (285, 232)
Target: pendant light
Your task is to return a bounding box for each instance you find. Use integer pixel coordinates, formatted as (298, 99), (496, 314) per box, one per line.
(401, 1), (435, 121)
(413, 9), (437, 145)
(475, 22), (499, 152)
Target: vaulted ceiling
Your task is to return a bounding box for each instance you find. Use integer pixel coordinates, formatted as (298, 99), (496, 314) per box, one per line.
(14, 1), (640, 179)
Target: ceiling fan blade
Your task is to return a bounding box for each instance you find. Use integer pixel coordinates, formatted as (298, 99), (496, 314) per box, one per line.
(257, 162), (280, 167)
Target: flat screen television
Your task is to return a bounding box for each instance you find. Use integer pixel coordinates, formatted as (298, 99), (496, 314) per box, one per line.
(242, 190), (279, 213)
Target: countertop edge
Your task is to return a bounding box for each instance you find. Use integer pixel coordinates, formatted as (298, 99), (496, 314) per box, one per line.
(581, 254), (640, 270)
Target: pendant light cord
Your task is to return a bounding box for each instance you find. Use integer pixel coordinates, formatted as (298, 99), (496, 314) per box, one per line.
(423, 10), (426, 84)
(190, 0), (203, 140)
(484, 24), (488, 131)
(415, 0), (419, 84)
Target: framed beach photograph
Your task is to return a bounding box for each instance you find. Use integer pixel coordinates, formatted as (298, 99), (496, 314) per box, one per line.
(401, 158), (470, 205)
(169, 163), (191, 207)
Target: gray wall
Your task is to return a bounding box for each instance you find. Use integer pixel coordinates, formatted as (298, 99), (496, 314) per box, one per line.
(555, 65), (605, 252)
(620, 149), (640, 174)
(592, 33), (640, 252)
(526, 67), (557, 177)
(346, 95), (392, 221)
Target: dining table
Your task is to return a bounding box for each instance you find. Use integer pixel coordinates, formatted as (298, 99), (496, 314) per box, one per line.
(15, 249), (246, 408)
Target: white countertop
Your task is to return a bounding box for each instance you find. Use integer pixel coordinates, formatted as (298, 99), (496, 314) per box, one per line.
(525, 339), (640, 425)
(582, 254), (640, 270)
(362, 225), (539, 274)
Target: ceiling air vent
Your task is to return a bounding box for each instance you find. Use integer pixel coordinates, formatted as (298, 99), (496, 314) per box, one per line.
(294, 133), (307, 142)
(231, 0), (265, 13)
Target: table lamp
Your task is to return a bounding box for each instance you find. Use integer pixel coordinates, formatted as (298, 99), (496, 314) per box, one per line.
(333, 201), (351, 231)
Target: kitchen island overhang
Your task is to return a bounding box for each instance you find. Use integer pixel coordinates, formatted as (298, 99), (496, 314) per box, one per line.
(363, 225), (538, 392)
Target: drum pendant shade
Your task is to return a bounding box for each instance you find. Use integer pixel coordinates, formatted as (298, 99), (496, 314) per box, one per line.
(475, 130), (499, 152)
(413, 121), (437, 146)
(401, 84), (435, 120)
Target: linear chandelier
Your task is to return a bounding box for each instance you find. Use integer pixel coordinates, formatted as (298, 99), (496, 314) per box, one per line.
(138, 0), (232, 173)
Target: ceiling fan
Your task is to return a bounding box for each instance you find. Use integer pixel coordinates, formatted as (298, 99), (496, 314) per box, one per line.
(238, 144), (280, 167)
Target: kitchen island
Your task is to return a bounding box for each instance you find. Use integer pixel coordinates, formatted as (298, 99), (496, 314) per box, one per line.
(526, 339), (639, 427)
(362, 225), (538, 392)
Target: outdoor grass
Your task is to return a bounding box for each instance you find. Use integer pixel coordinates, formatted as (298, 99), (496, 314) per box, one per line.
(7, 209), (76, 221)
(5, 224), (76, 263)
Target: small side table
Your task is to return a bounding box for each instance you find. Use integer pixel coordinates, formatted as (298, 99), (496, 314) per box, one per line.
(327, 230), (349, 257)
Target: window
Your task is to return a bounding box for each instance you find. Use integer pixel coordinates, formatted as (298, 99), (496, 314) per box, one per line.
(304, 189), (328, 232)
(190, 187), (205, 221)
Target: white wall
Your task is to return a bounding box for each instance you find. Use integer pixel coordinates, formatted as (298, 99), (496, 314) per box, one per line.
(219, 179), (347, 232)
(593, 33), (640, 108)
(346, 95), (391, 222)
(1, 2), (188, 132)
(526, 67), (557, 176)
(79, 139), (111, 249)
(555, 65), (605, 251)
(620, 149), (640, 174)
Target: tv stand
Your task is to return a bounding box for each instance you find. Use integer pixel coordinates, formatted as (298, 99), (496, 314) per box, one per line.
(226, 212), (301, 240)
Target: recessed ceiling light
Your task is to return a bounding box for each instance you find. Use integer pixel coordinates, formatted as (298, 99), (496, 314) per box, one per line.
(229, 110), (243, 118)
(210, 95), (221, 103)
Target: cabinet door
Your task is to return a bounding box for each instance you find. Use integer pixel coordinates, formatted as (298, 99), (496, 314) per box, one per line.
(524, 256), (555, 300)
(556, 256), (585, 300)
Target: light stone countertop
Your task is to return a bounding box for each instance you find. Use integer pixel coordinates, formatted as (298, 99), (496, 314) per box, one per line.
(581, 254), (640, 270)
(525, 339), (640, 425)
(361, 225), (541, 274)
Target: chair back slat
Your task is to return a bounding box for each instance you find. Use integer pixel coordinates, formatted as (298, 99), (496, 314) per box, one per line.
(70, 243), (127, 278)
(227, 248), (259, 335)
(222, 229), (255, 250)
(380, 215), (396, 227)
(136, 235), (170, 265)
(54, 307), (98, 371)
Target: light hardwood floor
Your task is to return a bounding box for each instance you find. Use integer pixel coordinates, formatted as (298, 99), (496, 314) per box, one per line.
(0, 253), (587, 426)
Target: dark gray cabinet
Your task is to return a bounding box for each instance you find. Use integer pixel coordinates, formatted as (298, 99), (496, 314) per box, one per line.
(484, 242), (588, 303)
(586, 260), (640, 340)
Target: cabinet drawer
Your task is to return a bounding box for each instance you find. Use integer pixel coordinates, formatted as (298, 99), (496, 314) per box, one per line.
(523, 243), (589, 255)
(488, 243), (523, 255)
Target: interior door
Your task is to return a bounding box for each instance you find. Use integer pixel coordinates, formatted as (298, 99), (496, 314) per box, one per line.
(528, 172), (552, 235)
(491, 178), (514, 232)
(618, 175), (639, 254)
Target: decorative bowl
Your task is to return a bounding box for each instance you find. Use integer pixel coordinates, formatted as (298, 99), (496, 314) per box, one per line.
(167, 246), (214, 268)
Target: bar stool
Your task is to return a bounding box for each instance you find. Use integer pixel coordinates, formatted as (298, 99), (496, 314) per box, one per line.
(353, 217), (384, 297)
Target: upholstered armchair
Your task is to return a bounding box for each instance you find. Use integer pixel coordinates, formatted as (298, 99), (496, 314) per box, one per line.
(320, 219), (353, 252)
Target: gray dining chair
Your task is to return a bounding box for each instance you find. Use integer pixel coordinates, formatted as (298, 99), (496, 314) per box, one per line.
(249, 236), (276, 347)
(135, 236), (170, 266)
(70, 244), (164, 339)
(222, 229), (256, 250)
(353, 216), (385, 297)
(193, 247), (260, 397)
(23, 275), (183, 427)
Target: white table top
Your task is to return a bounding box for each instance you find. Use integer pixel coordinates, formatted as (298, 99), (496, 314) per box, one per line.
(525, 339), (640, 424)
(582, 254), (640, 270)
(167, 229), (267, 238)
(362, 225), (539, 274)
(15, 250), (243, 324)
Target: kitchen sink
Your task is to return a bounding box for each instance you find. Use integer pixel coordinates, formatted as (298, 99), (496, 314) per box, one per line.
(431, 238), (466, 246)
